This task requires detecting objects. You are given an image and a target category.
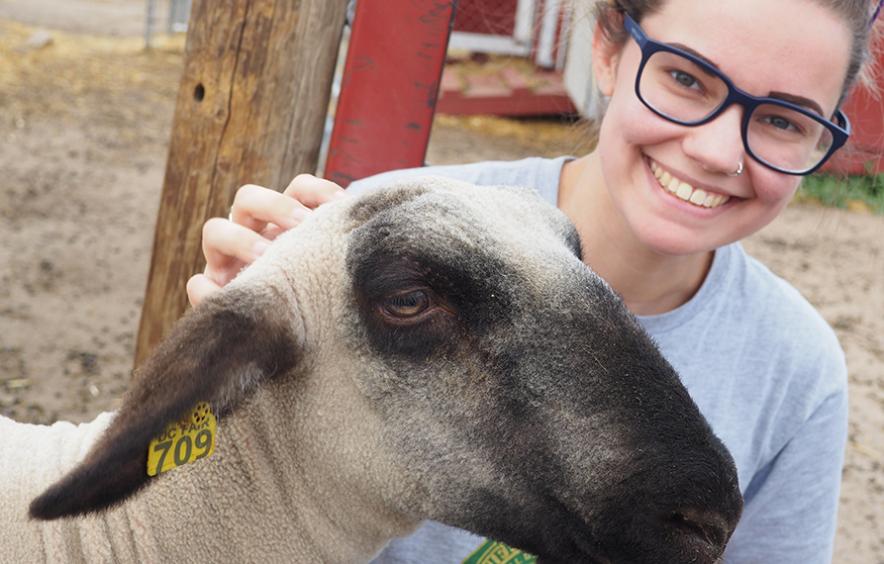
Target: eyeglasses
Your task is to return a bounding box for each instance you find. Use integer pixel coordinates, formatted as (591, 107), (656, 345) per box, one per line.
(623, 14), (851, 176)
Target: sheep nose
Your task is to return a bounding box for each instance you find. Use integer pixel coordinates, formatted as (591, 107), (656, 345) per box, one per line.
(663, 508), (732, 553)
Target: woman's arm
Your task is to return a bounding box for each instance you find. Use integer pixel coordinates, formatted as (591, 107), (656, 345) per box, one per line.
(724, 378), (848, 563)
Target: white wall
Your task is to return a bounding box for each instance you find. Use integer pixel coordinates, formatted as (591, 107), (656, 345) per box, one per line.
(563, 7), (602, 119)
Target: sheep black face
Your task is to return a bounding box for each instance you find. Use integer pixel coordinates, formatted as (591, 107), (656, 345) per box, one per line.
(344, 181), (742, 563)
(30, 177), (741, 564)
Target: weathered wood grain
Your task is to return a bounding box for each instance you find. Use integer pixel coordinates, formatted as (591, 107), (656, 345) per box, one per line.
(135, 0), (348, 366)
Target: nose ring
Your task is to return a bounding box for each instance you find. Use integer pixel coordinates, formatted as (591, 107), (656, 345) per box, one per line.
(728, 161), (744, 177)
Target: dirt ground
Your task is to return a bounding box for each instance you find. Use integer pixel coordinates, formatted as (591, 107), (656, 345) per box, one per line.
(0, 8), (881, 563)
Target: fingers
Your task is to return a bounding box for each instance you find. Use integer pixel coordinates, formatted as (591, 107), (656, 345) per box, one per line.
(229, 176), (346, 237)
(186, 274), (222, 307)
(201, 217), (270, 284)
(259, 223), (288, 241)
(282, 174), (348, 208)
(230, 184), (313, 234)
(191, 175), (348, 305)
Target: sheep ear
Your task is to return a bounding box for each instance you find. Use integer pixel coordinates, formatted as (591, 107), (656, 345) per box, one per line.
(29, 287), (300, 520)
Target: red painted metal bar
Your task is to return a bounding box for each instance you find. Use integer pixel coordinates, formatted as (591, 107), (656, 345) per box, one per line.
(325, 1), (458, 187)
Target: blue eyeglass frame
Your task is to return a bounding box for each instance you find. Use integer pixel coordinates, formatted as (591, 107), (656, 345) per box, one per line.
(622, 14), (851, 176)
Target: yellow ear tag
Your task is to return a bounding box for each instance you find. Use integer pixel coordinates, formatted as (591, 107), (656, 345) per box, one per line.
(147, 402), (217, 477)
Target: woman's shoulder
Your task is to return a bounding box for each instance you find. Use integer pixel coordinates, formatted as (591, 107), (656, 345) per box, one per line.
(648, 242), (843, 376)
(655, 242), (846, 416)
(656, 245), (847, 483)
(704, 243), (847, 405)
(345, 157), (571, 205)
(729, 244), (843, 364)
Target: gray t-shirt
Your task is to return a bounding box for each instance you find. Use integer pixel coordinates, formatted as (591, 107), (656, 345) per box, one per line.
(350, 157), (848, 564)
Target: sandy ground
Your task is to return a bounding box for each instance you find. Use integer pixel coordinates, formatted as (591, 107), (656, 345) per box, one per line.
(0, 7), (881, 563)
(0, 0), (157, 36)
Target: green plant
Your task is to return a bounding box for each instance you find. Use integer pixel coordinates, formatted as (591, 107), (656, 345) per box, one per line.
(797, 172), (884, 214)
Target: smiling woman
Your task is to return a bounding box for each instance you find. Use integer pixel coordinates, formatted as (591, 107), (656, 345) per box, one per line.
(622, 13), (850, 176)
(184, 0), (881, 562)
(583, 0), (856, 263)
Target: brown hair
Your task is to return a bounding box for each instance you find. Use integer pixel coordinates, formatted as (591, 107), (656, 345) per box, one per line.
(591, 0), (881, 98)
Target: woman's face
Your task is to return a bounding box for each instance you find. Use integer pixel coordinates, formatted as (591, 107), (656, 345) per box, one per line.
(593, 0), (852, 255)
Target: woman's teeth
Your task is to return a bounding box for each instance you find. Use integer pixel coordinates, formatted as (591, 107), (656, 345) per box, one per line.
(649, 160), (731, 209)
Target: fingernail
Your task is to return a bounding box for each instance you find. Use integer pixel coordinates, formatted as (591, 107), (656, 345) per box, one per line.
(252, 241), (270, 257)
(291, 206), (312, 221)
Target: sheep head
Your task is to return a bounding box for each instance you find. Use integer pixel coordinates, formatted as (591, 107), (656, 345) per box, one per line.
(30, 177), (742, 563)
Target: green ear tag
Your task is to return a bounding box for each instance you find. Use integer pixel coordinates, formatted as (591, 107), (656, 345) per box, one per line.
(462, 540), (537, 564)
(146, 402), (217, 477)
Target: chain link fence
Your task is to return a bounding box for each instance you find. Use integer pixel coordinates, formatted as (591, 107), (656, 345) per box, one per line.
(453, 0), (519, 36)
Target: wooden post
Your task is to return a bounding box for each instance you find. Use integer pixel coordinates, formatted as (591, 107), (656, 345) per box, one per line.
(134, 0), (348, 367)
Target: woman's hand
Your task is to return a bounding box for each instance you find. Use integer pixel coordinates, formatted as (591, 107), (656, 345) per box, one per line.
(186, 174), (347, 307)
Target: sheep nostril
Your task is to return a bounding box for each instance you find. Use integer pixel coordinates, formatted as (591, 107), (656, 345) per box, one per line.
(665, 509), (730, 549)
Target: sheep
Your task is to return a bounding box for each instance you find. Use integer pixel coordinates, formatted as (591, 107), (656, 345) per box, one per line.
(0, 176), (742, 563)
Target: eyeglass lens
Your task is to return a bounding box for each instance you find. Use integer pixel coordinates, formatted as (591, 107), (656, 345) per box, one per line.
(638, 51), (835, 173)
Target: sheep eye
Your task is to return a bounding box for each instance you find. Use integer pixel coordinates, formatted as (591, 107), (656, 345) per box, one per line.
(381, 290), (431, 318)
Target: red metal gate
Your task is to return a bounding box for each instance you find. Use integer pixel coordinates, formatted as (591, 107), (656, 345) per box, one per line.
(324, 0), (457, 187)
(825, 47), (884, 175)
